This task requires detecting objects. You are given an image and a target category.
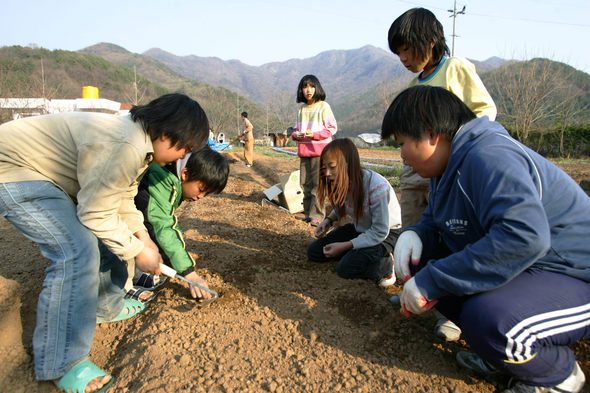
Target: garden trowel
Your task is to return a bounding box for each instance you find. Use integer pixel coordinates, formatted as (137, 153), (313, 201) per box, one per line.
(159, 263), (219, 306)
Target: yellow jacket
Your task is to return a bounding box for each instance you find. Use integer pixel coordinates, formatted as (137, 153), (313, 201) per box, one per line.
(410, 56), (497, 121)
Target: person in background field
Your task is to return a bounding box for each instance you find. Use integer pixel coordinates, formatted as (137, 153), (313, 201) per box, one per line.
(241, 111), (254, 167)
(383, 85), (589, 393)
(307, 138), (401, 287)
(387, 7), (497, 341)
(0, 93), (210, 393)
(132, 147), (229, 300)
(291, 74), (338, 227)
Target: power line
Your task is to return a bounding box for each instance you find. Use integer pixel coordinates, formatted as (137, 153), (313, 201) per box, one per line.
(466, 11), (590, 28)
(397, 0), (590, 28)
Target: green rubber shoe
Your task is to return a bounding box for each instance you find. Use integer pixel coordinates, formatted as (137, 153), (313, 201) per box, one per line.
(57, 359), (113, 393)
(97, 298), (145, 324)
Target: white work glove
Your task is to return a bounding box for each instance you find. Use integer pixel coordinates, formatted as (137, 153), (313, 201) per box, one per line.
(400, 277), (432, 315)
(393, 230), (423, 282)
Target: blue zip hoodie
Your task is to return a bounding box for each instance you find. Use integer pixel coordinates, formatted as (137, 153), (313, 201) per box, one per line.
(410, 117), (590, 301)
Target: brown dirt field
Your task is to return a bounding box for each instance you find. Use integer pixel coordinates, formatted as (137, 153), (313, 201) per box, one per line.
(0, 148), (588, 393)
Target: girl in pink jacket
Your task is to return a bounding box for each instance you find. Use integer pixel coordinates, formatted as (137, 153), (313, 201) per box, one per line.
(292, 74), (338, 226)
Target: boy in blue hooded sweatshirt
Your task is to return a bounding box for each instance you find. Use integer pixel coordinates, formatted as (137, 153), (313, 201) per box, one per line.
(381, 85), (589, 393)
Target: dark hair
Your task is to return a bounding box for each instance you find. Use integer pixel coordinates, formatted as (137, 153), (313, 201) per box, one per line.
(241, 112), (248, 118)
(318, 138), (364, 223)
(296, 74), (326, 103)
(388, 8), (449, 67)
(130, 93), (209, 152)
(381, 85), (476, 142)
(184, 147), (229, 194)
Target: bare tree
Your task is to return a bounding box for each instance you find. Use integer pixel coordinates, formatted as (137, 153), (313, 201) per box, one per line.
(555, 84), (588, 156)
(29, 58), (61, 101)
(0, 58), (14, 97)
(488, 58), (564, 144)
(197, 86), (235, 136)
(266, 91), (297, 133)
(373, 79), (404, 120)
(123, 65), (147, 105)
(0, 57), (61, 122)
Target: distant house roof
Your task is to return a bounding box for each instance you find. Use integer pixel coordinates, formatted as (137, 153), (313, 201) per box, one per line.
(73, 98), (121, 113)
(0, 98), (49, 109)
(0, 97), (124, 119)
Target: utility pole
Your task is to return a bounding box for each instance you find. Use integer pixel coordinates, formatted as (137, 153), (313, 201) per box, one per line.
(133, 65), (138, 105)
(448, 0), (466, 56)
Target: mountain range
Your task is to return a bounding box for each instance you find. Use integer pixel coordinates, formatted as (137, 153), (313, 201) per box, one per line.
(143, 45), (505, 105)
(81, 43), (506, 133)
(2, 43), (588, 137)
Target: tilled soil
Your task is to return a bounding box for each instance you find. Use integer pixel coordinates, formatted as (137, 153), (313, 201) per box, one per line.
(0, 148), (588, 393)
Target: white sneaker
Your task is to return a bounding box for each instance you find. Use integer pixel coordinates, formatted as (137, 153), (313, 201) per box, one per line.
(503, 362), (585, 393)
(378, 254), (396, 287)
(434, 318), (462, 341)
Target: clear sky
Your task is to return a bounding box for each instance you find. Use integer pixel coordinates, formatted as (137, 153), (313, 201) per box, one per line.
(2, 0), (589, 72)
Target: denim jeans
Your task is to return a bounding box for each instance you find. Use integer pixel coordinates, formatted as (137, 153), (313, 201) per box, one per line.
(0, 181), (127, 380)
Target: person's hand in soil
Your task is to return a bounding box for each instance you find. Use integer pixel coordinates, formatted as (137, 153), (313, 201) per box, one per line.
(313, 218), (332, 238)
(323, 241), (352, 258)
(184, 271), (212, 300)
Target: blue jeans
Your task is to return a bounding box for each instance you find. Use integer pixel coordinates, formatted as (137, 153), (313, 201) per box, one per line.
(0, 181), (127, 380)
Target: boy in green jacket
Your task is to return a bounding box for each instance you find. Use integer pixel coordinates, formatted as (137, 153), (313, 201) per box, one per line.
(133, 146), (229, 300)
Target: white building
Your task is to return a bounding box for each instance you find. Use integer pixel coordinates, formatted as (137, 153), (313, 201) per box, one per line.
(0, 94), (124, 120)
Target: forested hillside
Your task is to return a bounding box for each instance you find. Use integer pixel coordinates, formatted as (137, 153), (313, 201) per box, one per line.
(2, 44), (589, 153)
(0, 45), (276, 139)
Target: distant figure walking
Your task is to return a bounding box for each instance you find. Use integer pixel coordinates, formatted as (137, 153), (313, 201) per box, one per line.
(241, 111), (254, 167)
(291, 74), (337, 227)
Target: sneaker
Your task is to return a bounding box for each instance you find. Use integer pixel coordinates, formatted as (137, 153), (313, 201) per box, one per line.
(503, 362), (585, 393)
(456, 351), (499, 375)
(435, 318), (462, 341)
(246, 164), (252, 168)
(378, 254), (396, 287)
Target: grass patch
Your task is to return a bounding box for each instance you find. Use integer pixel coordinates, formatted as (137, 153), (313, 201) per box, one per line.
(550, 157), (590, 164)
(364, 164), (402, 188)
(255, 146), (299, 160)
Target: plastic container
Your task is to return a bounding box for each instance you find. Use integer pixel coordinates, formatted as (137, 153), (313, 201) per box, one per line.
(82, 86), (99, 99)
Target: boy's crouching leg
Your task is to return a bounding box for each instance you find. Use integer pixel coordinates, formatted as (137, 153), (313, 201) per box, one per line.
(459, 269), (590, 388)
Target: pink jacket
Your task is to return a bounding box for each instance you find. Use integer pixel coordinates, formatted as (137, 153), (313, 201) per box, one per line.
(292, 101), (337, 157)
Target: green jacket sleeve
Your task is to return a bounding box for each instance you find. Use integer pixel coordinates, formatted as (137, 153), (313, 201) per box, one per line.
(146, 165), (196, 274)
